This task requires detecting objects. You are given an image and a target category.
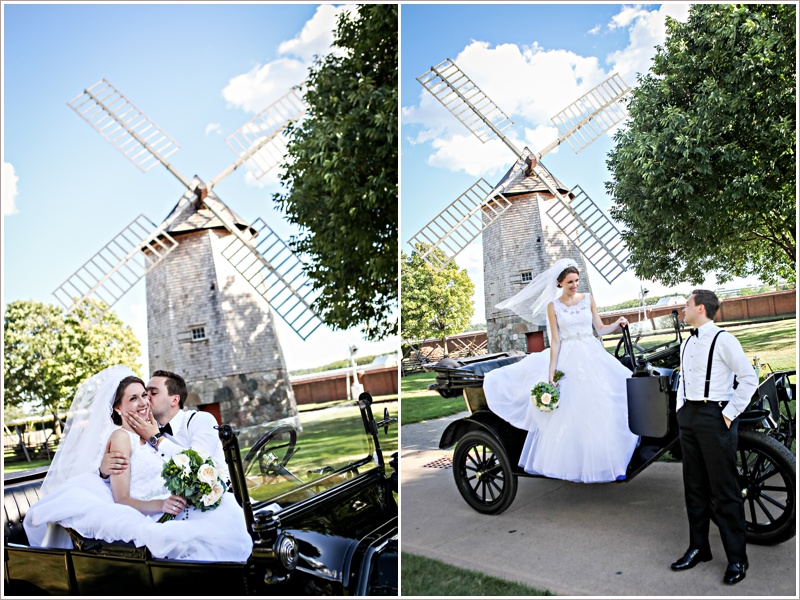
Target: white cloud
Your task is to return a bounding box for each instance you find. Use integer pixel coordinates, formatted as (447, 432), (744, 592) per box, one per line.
(279, 4), (357, 62)
(222, 4), (358, 115)
(2, 162), (19, 216)
(205, 123), (222, 137)
(223, 57), (308, 114)
(588, 24), (602, 36)
(606, 3), (691, 82)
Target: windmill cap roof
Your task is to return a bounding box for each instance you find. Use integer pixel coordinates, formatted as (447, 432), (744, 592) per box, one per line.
(494, 147), (572, 197)
(162, 189), (256, 236)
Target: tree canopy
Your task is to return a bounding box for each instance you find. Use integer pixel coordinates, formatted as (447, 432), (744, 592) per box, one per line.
(3, 300), (142, 414)
(401, 244), (475, 353)
(275, 4), (398, 341)
(607, 3), (796, 286)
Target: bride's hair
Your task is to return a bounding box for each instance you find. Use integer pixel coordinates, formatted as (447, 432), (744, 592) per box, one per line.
(111, 375), (146, 425)
(556, 265), (579, 288)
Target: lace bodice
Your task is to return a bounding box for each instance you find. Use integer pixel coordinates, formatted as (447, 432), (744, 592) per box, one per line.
(553, 294), (594, 342)
(121, 429), (170, 501)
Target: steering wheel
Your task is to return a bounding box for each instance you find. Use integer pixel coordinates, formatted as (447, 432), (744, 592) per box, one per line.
(243, 424), (299, 484)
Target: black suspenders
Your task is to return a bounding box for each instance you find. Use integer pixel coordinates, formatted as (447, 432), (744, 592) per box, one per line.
(681, 330), (726, 400)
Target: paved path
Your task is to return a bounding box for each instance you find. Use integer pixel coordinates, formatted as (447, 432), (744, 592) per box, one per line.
(401, 414), (797, 597)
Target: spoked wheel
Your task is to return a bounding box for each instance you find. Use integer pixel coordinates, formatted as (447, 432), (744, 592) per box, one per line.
(737, 429), (796, 545)
(453, 430), (517, 515)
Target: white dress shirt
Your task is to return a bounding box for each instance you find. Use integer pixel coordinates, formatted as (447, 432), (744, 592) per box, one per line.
(157, 409), (229, 481)
(676, 321), (758, 421)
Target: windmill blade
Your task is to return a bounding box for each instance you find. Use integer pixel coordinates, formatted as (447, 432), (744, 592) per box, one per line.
(216, 86), (308, 186)
(53, 214), (181, 321)
(545, 184), (630, 284)
(408, 177), (514, 269)
(418, 58), (521, 155)
(220, 217), (322, 340)
(543, 73), (631, 156)
(68, 80), (190, 187)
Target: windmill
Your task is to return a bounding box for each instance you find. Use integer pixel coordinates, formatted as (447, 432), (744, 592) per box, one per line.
(409, 58), (633, 353)
(53, 78), (320, 427)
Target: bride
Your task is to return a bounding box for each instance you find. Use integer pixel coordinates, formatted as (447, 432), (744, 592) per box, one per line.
(23, 365), (253, 562)
(484, 258), (639, 483)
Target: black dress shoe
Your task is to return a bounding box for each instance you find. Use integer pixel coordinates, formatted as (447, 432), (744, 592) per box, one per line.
(723, 562), (748, 585)
(670, 548), (713, 571)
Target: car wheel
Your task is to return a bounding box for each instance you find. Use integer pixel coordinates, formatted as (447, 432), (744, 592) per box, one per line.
(737, 428), (796, 545)
(453, 429), (517, 515)
(438, 388), (463, 399)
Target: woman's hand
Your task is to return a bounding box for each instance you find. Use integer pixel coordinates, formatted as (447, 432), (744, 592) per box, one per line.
(615, 316), (628, 330)
(161, 495), (187, 516)
(126, 408), (159, 441)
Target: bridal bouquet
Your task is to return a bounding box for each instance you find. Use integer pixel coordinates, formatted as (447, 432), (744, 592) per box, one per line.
(158, 448), (226, 522)
(531, 370), (565, 412)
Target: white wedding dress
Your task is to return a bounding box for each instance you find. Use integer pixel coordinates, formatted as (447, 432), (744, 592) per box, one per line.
(24, 429), (253, 562)
(484, 294), (639, 483)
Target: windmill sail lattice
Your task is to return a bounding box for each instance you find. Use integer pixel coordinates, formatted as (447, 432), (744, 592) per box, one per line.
(221, 217), (322, 340)
(409, 178), (513, 268)
(411, 58), (632, 281)
(68, 79), (181, 175)
(54, 214), (179, 318)
(546, 185), (630, 284)
(417, 59), (514, 145)
(221, 86), (308, 183)
(548, 73), (630, 155)
(61, 78), (322, 339)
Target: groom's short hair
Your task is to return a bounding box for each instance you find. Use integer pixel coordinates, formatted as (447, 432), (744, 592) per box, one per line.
(691, 289), (720, 320)
(152, 369), (188, 408)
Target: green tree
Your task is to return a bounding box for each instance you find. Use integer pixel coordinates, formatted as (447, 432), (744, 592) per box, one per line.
(3, 300), (142, 414)
(275, 4), (397, 341)
(607, 3), (796, 286)
(401, 244), (475, 355)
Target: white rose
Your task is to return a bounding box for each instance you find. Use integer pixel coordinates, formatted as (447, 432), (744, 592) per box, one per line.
(197, 463), (219, 485)
(202, 482), (224, 506)
(540, 393), (551, 405)
(173, 454), (190, 470)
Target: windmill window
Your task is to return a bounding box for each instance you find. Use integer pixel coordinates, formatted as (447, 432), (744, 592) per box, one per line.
(191, 326), (207, 341)
(521, 271), (533, 283)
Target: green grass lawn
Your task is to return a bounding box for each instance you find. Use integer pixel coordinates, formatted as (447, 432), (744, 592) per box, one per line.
(401, 552), (553, 596)
(400, 372), (466, 425)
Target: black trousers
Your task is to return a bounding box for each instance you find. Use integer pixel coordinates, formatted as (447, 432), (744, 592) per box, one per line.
(677, 401), (747, 565)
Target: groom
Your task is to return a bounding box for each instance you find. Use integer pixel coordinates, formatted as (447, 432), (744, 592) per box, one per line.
(100, 370), (228, 481)
(670, 289), (757, 585)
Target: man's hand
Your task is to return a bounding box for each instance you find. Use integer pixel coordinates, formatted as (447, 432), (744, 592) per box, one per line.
(99, 440), (130, 479)
(125, 410), (160, 441)
(724, 415), (732, 429)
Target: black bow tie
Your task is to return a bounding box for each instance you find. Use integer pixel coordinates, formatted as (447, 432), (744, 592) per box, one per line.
(690, 328), (699, 337)
(160, 423), (173, 436)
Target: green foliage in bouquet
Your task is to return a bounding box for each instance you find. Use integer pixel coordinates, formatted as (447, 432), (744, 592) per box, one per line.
(531, 370), (565, 413)
(158, 449), (226, 523)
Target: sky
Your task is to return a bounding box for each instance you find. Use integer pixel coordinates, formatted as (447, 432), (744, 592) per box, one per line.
(1, 2), (398, 375)
(400, 3), (766, 322)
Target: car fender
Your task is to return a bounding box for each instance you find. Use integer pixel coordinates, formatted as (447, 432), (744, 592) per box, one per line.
(439, 411), (526, 463)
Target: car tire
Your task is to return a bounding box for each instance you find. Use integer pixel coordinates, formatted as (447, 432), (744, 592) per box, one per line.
(437, 388), (463, 399)
(737, 428), (796, 545)
(452, 429), (517, 515)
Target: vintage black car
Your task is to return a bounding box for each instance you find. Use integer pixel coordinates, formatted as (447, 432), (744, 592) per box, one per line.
(429, 313), (796, 546)
(3, 392), (398, 595)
